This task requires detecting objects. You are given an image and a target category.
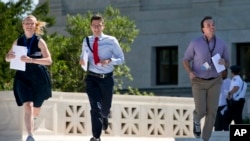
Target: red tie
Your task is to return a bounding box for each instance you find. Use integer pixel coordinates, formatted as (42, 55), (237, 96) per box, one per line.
(93, 37), (100, 64)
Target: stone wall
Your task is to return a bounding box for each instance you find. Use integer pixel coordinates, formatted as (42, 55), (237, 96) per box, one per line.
(37, 0), (250, 93)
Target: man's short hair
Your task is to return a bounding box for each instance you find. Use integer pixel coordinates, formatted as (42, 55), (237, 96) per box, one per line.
(200, 16), (213, 29)
(91, 14), (104, 23)
(230, 65), (241, 74)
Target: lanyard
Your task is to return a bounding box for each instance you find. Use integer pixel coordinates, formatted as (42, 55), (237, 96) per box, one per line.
(23, 34), (35, 55)
(205, 36), (216, 58)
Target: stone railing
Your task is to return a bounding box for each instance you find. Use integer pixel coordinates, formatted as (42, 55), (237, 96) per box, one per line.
(37, 92), (195, 137)
(0, 91), (249, 140)
(0, 91), (23, 140)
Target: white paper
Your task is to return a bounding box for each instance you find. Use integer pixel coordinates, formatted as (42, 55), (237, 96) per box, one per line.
(10, 45), (28, 71)
(81, 50), (89, 71)
(201, 62), (211, 70)
(211, 53), (225, 73)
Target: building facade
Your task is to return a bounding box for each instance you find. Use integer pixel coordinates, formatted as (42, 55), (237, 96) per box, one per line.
(39, 0), (250, 96)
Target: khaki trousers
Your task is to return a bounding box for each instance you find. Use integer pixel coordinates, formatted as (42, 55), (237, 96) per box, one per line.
(191, 76), (222, 141)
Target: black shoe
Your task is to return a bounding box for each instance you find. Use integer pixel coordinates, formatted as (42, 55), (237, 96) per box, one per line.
(90, 137), (101, 141)
(102, 117), (108, 130)
(193, 120), (201, 138)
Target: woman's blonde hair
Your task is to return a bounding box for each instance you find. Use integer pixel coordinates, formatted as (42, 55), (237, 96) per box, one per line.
(23, 15), (47, 36)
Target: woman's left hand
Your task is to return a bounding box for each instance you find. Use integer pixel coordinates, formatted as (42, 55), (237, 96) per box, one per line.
(20, 55), (32, 63)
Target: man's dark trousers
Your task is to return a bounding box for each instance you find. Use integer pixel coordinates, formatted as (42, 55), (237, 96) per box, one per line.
(85, 73), (114, 138)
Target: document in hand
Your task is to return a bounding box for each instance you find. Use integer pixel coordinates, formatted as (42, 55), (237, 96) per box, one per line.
(81, 49), (89, 71)
(10, 45), (27, 71)
(211, 53), (225, 73)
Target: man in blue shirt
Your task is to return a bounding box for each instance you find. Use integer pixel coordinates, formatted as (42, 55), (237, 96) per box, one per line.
(183, 16), (230, 141)
(80, 14), (125, 141)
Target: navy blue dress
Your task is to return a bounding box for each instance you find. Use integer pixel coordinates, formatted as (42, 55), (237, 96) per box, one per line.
(13, 35), (52, 107)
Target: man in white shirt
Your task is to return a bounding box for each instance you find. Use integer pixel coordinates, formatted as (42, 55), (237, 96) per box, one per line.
(214, 69), (231, 131)
(227, 65), (247, 124)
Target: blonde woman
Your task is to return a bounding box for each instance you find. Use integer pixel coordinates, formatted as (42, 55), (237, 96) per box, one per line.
(5, 15), (52, 141)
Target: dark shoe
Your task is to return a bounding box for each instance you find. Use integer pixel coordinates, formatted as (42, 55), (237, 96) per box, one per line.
(102, 117), (108, 130)
(193, 120), (201, 138)
(90, 137), (101, 141)
(26, 135), (35, 141)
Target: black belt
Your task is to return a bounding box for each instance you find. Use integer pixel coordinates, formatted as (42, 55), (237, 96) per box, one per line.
(197, 77), (216, 80)
(88, 71), (112, 78)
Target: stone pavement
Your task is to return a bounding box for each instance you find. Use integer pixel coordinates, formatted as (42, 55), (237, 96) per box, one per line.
(0, 131), (228, 141)
(20, 131), (228, 141)
(20, 136), (211, 141)
(22, 136), (174, 141)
